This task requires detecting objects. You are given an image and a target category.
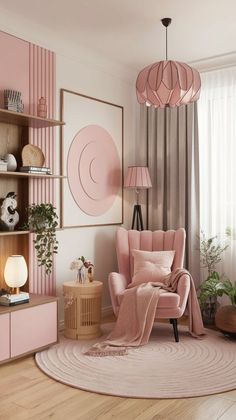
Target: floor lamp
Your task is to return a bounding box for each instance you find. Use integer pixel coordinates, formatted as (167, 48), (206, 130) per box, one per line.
(124, 166), (152, 231)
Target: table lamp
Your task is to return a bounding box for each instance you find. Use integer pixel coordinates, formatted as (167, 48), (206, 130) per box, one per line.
(124, 166), (152, 230)
(4, 255), (28, 294)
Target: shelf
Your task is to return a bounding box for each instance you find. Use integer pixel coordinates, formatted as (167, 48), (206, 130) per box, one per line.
(0, 108), (65, 128)
(0, 171), (66, 179)
(0, 230), (29, 236)
(0, 227), (64, 237)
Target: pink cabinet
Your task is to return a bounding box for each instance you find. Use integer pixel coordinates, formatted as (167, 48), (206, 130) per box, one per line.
(0, 313), (10, 361)
(11, 302), (57, 357)
(0, 295), (58, 364)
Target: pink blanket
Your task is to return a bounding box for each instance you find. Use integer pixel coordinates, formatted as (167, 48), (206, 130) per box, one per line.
(85, 269), (205, 357)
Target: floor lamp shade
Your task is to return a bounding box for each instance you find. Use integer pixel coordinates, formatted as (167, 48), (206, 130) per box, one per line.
(4, 255), (28, 289)
(124, 166), (152, 189)
(124, 166), (152, 231)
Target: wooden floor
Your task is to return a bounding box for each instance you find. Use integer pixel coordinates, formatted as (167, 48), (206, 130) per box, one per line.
(1, 317), (236, 420)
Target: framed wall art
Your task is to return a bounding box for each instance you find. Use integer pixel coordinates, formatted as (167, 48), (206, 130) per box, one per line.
(60, 89), (123, 228)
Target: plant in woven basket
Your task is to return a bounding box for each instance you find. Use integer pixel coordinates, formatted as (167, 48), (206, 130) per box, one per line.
(26, 203), (58, 275)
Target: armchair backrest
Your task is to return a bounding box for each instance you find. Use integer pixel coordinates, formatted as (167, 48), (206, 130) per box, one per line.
(116, 227), (186, 284)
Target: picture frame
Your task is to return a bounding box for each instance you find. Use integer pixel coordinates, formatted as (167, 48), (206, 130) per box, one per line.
(60, 89), (124, 228)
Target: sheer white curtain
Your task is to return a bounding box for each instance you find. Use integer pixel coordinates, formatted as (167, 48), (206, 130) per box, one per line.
(198, 67), (236, 281)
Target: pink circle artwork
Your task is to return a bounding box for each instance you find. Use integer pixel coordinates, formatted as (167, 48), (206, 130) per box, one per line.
(67, 125), (121, 216)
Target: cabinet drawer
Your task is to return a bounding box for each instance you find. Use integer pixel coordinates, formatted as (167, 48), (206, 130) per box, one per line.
(11, 302), (57, 357)
(0, 313), (10, 361)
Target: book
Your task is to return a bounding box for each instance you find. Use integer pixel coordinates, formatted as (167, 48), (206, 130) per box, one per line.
(20, 166), (50, 172)
(0, 292), (29, 306)
(0, 299), (29, 306)
(20, 170), (52, 175)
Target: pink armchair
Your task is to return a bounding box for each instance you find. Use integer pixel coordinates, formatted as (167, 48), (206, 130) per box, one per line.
(108, 227), (191, 342)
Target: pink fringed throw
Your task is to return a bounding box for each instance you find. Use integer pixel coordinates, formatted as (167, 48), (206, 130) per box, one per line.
(85, 269), (205, 357)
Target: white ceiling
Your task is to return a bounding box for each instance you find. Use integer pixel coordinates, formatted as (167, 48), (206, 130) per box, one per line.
(0, 0), (236, 71)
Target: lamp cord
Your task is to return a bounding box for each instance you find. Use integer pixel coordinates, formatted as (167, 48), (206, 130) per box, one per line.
(166, 26), (168, 60)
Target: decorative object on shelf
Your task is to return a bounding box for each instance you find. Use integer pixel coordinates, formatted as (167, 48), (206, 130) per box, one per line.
(37, 97), (47, 118)
(61, 89), (123, 228)
(20, 166), (51, 175)
(70, 256), (94, 284)
(26, 203), (58, 275)
(21, 144), (45, 167)
(124, 166), (152, 231)
(4, 255), (28, 295)
(0, 159), (7, 172)
(4, 153), (17, 171)
(136, 18), (201, 108)
(0, 192), (19, 231)
(4, 89), (24, 113)
(198, 231), (229, 325)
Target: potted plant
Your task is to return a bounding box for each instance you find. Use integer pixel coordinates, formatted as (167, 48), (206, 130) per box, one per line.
(215, 280), (236, 337)
(26, 203), (58, 275)
(199, 231), (229, 324)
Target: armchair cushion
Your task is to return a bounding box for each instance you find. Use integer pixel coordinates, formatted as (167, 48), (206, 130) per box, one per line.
(117, 289), (180, 309)
(131, 249), (175, 286)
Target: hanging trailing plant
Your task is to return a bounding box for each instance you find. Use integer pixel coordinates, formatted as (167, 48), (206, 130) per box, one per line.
(26, 203), (59, 275)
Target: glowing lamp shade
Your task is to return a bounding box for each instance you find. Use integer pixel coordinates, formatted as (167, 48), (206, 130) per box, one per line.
(4, 255), (28, 291)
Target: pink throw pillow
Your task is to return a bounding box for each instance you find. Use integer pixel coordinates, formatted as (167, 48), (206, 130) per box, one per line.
(131, 249), (175, 286)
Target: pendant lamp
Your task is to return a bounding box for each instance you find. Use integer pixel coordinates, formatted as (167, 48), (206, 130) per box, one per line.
(136, 18), (201, 108)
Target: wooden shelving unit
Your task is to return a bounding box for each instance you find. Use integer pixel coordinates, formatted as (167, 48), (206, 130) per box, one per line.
(0, 108), (65, 290)
(0, 108), (65, 128)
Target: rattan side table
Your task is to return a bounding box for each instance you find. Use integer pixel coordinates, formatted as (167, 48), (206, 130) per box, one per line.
(63, 280), (103, 340)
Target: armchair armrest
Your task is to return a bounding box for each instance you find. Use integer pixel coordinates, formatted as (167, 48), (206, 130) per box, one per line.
(177, 273), (191, 314)
(108, 272), (129, 317)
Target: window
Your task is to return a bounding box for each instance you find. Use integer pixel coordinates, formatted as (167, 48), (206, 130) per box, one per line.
(198, 67), (236, 280)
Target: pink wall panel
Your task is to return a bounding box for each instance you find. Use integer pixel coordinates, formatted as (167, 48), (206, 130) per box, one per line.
(0, 31), (29, 113)
(11, 302), (57, 357)
(0, 314), (10, 361)
(28, 44), (56, 296)
(0, 31), (56, 296)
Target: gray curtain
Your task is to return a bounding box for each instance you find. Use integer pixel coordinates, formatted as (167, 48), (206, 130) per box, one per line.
(139, 103), (200, 284)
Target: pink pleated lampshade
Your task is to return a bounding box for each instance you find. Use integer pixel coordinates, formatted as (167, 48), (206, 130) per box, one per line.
(136, 60), (201, 108)
(124, 166), (152, 189)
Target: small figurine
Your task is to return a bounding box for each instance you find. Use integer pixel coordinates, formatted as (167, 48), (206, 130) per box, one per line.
(0, 192), (19, 231)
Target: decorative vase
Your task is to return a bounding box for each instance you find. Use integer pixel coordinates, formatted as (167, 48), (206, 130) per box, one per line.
(215, 305), (236, 338)
(87, 265), (94, 282)
(5, 153), (17, 171)
(76, 266), (87, 284)
(37, 97), (47, 118)
(201, 296), (219, 325)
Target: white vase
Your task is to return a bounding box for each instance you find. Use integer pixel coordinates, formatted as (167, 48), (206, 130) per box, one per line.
(5, 154), (17, 171)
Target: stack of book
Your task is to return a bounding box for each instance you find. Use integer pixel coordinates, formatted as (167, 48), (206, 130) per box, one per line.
(20, 166), (52, 175)
(4, 89), (24, 113)
(0, 292), (29, 306)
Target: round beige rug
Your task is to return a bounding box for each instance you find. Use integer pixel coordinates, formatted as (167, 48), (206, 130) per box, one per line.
(35, 323), (236, 398)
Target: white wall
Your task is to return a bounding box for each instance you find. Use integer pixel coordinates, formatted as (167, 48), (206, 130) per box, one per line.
(0, 11), (137, 321)
(55, 53), (136, 320)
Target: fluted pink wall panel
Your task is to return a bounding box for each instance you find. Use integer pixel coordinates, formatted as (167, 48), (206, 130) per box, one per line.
(28, 44), (56, 296)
